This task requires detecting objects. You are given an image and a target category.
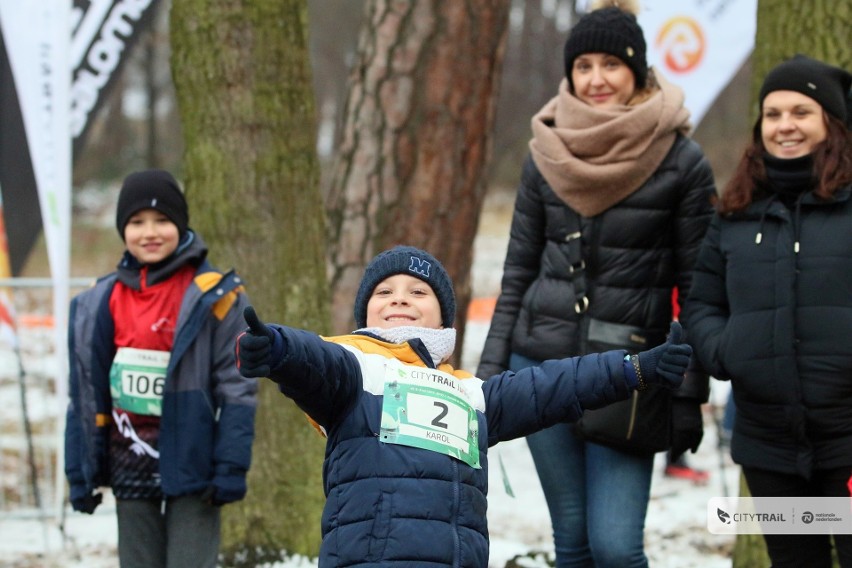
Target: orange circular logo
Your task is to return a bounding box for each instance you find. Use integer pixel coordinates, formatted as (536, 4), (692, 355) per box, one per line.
(655, 16), (705, 73)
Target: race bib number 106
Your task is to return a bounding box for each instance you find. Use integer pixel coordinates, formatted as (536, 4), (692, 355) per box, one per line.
(109, 347), (169, 416)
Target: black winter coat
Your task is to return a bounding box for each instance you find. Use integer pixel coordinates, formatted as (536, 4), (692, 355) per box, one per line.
(684, 186), (852, 477)
(477, 134), (714, 407)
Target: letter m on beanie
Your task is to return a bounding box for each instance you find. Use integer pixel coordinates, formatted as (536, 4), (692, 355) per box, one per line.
(408, 256), (432, 278)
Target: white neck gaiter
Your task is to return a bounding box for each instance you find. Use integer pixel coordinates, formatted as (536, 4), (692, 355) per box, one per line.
(359, 326), (457, 366)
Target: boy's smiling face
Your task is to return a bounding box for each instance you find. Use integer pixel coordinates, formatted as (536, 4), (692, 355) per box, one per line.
(366, 274), (443, 329)
(123, 208), (180, 264)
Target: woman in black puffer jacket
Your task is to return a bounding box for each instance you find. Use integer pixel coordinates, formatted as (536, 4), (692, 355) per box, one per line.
(475, 2), (715, 566)
(684, 55), (852, 567)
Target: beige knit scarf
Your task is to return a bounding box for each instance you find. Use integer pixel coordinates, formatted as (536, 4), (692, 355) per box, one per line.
(529, 70), (691, 217)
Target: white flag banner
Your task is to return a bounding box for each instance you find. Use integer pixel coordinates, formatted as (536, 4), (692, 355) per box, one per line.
(0, 3), (71, 287)
(0, 0), (71, 519)
(637, 0), (757, 126)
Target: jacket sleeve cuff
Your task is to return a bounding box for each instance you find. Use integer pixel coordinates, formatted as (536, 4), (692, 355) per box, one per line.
(269, 326), (286, 371)
(622, 355), (638, 390)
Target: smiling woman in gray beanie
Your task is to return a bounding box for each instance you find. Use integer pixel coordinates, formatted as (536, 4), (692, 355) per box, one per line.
(685, 55), (852, 568)
(476, 0), (717, 565)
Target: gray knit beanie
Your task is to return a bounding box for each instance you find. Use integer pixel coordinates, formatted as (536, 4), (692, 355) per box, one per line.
(354, 246), (456, 329)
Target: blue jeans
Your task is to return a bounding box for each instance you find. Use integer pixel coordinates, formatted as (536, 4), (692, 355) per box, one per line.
(511, 353), (654, 568)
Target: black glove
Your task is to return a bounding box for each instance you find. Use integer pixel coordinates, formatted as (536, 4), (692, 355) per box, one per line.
(636, 321), (692, 389)
(71, 490), (102, 514)
(200, 470), (247, 507)
(670, 399), (704, 461)
(237, 306), (275, 378)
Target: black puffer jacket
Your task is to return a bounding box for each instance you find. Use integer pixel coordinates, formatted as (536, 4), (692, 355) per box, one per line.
(477, 134), (714, 407)
(684, 186), (852, 477)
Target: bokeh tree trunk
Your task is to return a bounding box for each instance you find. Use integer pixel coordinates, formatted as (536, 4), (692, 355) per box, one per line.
(325, 0), (511, 362)
(733, 1), (851, 566)
(750, 0), (850, 117)
(170, 0), (327, 563)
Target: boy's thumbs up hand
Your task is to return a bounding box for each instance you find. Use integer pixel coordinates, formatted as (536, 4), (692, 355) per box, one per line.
(636, 321), (692, 390)
(236, 306), (275, 378)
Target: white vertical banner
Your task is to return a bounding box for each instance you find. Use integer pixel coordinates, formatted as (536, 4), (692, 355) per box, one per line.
(637, 0), (757, 126)
(0, 1), (71, 519)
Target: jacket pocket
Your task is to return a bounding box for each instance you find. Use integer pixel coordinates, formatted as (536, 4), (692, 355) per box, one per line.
(366, 490), (393, 561)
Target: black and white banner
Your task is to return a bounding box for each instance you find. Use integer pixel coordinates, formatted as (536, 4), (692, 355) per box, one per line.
(0, 0), (158, 517)
(71, 0), (161, 155)
(0, 0), (72, 519)
(0, 0), (159, 276)
(0, 2), (71, 286)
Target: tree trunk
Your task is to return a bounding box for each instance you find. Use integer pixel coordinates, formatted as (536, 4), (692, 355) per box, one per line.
(170, 0), (328, 563)
(325, 0), (511, 364)
(734, 0), (850, 565)
(751, 0), (851, 113)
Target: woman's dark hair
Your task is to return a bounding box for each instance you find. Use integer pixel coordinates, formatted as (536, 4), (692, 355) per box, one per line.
(717, 113), (852, 214)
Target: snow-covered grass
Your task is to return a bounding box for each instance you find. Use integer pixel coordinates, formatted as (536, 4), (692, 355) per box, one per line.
(0, 310), (738, 568)
(0, 190), (737, 566)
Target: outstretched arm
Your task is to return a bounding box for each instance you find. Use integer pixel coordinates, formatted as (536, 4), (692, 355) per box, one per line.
(484, 321), (691, 445)
(236, 306), (361, 429)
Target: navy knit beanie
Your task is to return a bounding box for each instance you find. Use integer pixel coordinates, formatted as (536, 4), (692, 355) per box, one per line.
(563, 2), (648, 90)
(116, 169), (189, 238)
(759, 55), (852, 124)
(354, 246), (456, 329)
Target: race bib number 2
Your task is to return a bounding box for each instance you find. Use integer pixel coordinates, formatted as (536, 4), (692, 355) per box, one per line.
(109, 347), (169, 416)
(379, 364), (480, 468)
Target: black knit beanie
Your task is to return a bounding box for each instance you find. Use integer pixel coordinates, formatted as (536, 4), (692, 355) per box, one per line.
(759, 55), (852, 124)
(354, 245), (456, 329)
(563, 5), (648, 90)
(115, 169), (189, 238)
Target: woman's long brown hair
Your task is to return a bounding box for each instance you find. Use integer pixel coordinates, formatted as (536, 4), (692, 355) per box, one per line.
(717, 113), (852, 214)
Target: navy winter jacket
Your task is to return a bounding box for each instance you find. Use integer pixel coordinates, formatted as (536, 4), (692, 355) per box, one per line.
(64, 235), (256, 502)
(685, 186), (852, 477)
(264, 327), (633, 567)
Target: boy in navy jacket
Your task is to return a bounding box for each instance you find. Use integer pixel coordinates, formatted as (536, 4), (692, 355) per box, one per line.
(65, 170), (256, 568)
(237, 245), (690, 567)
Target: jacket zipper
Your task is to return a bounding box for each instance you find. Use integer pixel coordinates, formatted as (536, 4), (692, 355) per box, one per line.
(626, 391), (639, 439)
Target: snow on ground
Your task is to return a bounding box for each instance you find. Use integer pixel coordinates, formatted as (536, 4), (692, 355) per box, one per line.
(0, 343), (738, 568)
(0, 190), (737, 566)
(0, 341), (738, 568)
(465, 319), (738, 568)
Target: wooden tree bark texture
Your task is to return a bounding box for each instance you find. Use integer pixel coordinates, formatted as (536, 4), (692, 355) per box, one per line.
(170, 0), (328, 562)
(325, 0), (511, 352)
